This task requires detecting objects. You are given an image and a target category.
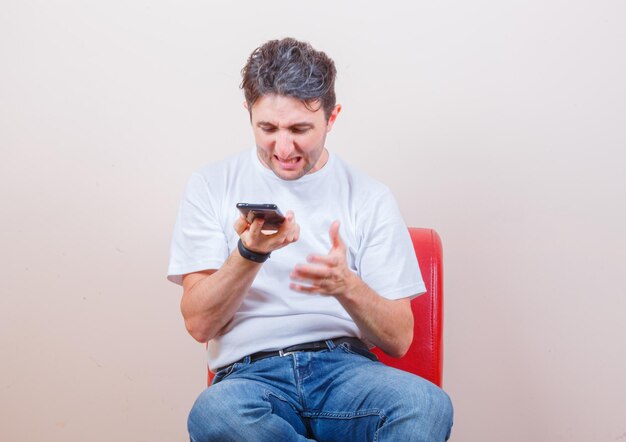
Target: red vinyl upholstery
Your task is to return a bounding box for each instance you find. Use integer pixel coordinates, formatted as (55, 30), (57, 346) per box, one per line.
(372, 227), (444, 386)
(208, 227), (443, 387)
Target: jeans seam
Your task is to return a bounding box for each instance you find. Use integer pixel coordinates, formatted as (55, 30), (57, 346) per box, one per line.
(373, 412), (388, 442)
(293, 354), (309, 410)
(337, 342), (379, 362)
(303, 409), (384, 419)
(264, 390), (300, 415)
(212, 362), (240, 384)
(304, 409), (387, 442)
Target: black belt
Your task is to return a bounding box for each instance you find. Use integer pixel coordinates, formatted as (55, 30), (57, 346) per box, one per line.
(219, 336), (366, 372)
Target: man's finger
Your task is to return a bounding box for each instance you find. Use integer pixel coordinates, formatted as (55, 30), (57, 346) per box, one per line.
(279, 210), (295, 231)
(234, 215), (248, 235)
(293, 223), (300, 242)
(307, 254), (339, 267)
(290, 282), (324, 294)
(329, 220), (343, 249)
(248, 217), (265, 236)
(291, 264), (330, 280)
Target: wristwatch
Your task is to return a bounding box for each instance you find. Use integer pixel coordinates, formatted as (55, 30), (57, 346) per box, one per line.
(237, 238), (271, 263)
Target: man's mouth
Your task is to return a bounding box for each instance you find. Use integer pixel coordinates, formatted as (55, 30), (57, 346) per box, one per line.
(275, 156), (301, 169)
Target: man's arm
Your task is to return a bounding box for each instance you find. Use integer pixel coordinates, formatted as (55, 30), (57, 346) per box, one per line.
(181, 252), (261, 343)
(181, 212), (300, 343)
(290, 221), (414, 358)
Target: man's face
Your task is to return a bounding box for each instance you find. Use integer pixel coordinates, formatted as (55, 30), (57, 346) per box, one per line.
(249, 94), (340, 181)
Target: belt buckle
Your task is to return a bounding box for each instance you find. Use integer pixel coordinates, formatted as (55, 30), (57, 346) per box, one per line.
(278, 349), (295, 357)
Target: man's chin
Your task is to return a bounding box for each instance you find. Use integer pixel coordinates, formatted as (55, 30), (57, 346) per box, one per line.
(270, 162), (311, 180)
(272, 168), (306, 181)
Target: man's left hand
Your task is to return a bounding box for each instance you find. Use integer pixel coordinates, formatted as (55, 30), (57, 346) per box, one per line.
(289, 220), (356, 297)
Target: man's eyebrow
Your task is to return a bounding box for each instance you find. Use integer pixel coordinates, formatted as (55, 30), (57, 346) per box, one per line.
(256, 121), (314, 128)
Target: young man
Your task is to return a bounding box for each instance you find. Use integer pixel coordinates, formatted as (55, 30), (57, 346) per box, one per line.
(168, 37), (453, 441)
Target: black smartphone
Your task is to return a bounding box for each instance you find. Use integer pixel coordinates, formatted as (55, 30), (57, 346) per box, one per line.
(236, 203), (285, 230)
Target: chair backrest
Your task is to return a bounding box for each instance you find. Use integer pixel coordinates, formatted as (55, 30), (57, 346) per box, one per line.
(371, 227), (444, 387)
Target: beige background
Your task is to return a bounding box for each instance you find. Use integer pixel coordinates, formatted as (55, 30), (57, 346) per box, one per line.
(1, 1), (625, 441)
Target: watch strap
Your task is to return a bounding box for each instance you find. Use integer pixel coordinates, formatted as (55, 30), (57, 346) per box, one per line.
(237, 238), (271, 263)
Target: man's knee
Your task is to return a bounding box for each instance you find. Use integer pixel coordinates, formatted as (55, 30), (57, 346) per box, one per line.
(408, 379), (453, 420)
(408, 381), (453, 440)
(187, 385), (256, 440)
(382, 376), (453, 440)
(187, 388), (225, 441)
(431, 387), (454, 430)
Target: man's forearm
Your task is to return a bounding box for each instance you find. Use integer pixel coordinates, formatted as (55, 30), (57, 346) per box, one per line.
(180, 250), (262, 343)
(335, 274), (414, 358)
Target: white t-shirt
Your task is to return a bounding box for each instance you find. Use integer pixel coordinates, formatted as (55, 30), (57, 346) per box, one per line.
(168, 148), (425, 371)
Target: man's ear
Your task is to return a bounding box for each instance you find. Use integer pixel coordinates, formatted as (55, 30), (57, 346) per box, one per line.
(326, 104), (342, 132)
(243, 100), (253, 122)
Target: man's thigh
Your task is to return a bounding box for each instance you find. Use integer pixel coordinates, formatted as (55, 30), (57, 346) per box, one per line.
(188, 365), (311, 442)
(303, 346), (453, 442)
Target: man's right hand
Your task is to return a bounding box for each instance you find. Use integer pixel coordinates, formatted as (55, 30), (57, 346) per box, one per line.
(234, 210), (300, 255)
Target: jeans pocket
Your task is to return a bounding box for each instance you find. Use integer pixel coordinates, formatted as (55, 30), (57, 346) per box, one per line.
(338, 342), (379, 362)
(212, 363), (240, 385)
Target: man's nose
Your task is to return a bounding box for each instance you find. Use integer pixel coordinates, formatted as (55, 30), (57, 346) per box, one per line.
(275, 131), (295, 157)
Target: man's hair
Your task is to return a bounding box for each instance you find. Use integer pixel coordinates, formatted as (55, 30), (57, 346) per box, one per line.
(241, 37), (337, 119)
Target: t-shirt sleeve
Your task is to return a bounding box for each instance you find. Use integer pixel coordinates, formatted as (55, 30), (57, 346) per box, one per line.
(167, 172), (229, 285)
(354, 189), (426, 300)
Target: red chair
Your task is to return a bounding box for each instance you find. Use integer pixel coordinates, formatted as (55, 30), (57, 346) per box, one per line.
(208, 227), (444, 387)
(372, 227), (444, 387)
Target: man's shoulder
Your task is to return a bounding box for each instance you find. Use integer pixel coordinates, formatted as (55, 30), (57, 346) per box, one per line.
(331, 153), (392, 198)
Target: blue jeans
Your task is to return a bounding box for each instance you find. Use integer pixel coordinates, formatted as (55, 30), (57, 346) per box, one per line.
(188, 339), (453, 441)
